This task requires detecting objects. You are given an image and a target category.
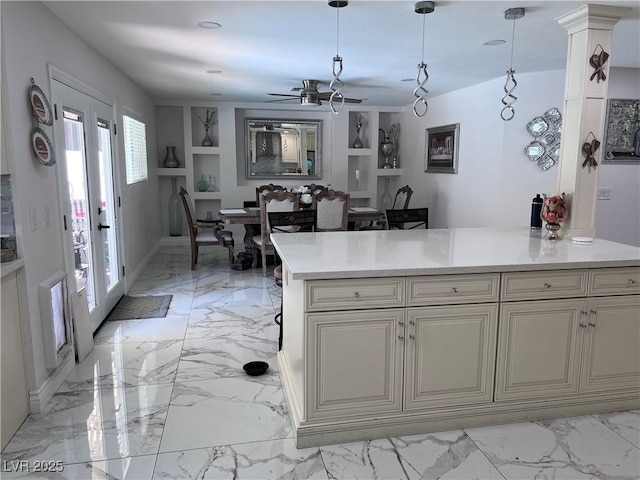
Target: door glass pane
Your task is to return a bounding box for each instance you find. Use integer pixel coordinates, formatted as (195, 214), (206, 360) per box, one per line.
(97, 118), (118, 291)
(63, 110), (95, 309)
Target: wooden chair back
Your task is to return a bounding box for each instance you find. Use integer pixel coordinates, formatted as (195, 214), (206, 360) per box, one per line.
(386, 207), (429, 230)
(256, 184), (286, 204)
(393, 185), (413, 210)
(315, 189), (350, 231)
(304, 183), (329, 196)
(268, 209), (316, 234)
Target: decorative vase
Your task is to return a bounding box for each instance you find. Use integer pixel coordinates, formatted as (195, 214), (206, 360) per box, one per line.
(201, 128), (214, 147)
(392, 156), (399, 169)
(380, 177), (393, 211)
(207, 175), (215, 192)
(168, 177), (182, 236)
(545, 222), (561, 241)
(380, 133), (394, 169)
(163, 146), (179, 168)
(353, 131), (363, 149)
(197, 174), (210, 192)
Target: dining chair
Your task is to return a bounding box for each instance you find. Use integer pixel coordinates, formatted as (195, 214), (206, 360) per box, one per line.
(252, 191), (300, 276)
(255, 183), (286, 205)
(268, 209), (316, 350)
(178, 187), (234, 269)
(393, 185), (413, 210)
(303, 183), (329, 196)
(315, 189), (350, 232)
(385, 207), (429, 230)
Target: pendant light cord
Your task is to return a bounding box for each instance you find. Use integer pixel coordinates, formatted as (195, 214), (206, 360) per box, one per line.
(336, 6), (340, 56)
(329, 1), (346, 114)
(421, 14), (426, 62)
(509, 18), (516, 69)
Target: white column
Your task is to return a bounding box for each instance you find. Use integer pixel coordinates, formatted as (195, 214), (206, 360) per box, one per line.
(555, 4), (629, 238)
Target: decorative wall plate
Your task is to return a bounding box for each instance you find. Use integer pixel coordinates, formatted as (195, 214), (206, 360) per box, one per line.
(526, 116), (549, 137)
(32, 127), (56, 166)
(524, 107), (562, 171)
(29, 84), (53, 126)
(525, 141), (545, 161)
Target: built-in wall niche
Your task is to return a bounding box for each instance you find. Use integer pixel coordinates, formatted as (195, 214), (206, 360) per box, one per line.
(193, 154), (221, 193)
(378, 112), (403, 169)
(348, 111), (371, 149)
(347, 156), (369, 193)
(190, 106), (219, 148)
(155, 106), (185, 168)
(39, 271), (73, 369)
(194, 199), (222, 222)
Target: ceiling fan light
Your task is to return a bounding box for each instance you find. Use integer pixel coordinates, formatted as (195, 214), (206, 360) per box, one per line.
(301, 96), (321, 106)
(197, 21), (221, 29)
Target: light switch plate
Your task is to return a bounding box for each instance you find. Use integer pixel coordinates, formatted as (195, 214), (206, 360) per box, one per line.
(29, 208), (38, 231)
(597, 188), (612, 200)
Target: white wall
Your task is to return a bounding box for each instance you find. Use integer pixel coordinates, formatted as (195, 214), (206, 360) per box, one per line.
(595, 67), (640, 247)
(1, 2), (160, 395)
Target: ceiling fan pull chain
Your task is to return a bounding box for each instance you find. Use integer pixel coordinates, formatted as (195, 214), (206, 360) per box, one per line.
(500, 68), (517, 121)
(413, 61), (429, 117)
(329, 55), (345, 114)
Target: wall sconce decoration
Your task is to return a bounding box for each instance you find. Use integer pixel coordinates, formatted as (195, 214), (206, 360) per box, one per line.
(582, 132), (600, 171)
(29, 78), (56, 167)
(412, 1), (435, 118)
(523, 107), (562, 171)
(589, 44), (609, 83)
(500, 7), (525, 121)
(328, 0), (348, 115)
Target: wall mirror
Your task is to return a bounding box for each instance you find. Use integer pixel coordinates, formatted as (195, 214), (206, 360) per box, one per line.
(245, 118), (321, 179)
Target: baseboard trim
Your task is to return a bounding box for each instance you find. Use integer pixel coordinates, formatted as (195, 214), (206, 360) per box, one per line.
(124, 241), (161, 293)
(159, 236), (190, 247)
(28, 350), (75, 413)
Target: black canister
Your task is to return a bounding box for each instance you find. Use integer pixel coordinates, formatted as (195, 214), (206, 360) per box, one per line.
(530, 194), (543, 229)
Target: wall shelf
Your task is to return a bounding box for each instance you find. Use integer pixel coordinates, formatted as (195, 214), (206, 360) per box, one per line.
(157, 168), (187, 177)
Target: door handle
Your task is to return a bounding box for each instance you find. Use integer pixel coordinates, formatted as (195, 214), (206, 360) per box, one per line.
(98, 223), (111, 230)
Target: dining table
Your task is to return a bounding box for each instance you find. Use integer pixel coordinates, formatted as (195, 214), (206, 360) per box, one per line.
(218, 206), (385, 269)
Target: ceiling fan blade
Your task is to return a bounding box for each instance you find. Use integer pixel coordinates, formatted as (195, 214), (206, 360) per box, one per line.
(344, 97), (363, 104)
(317, 92), (363, 104)
(265, 97), (300, 103)
(267, 93), (300, 98)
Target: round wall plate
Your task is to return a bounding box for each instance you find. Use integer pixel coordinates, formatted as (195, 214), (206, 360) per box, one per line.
(29, 84), (53, 126)
(32, 127), (56, 166)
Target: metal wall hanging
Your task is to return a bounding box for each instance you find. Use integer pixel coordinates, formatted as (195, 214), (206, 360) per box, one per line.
(602, 98), (640, 164)
(582, 132), (600, 172)
(589, 44), (609, 83)
(328, 0), (348, 115)
(523, 107), (562, 171)
(412, 1), (435, 118)
(500, 7), (525, 121)
(29, 78), (56, 167)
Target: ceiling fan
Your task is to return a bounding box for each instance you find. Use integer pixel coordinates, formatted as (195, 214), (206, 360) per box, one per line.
(267, 79), (363, 106)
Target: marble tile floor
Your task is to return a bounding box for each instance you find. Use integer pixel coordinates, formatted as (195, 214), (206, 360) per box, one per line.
(2, 246), (639, 479)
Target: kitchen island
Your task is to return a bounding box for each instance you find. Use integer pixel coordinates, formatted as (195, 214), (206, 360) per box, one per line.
(271, 227), (640, 448)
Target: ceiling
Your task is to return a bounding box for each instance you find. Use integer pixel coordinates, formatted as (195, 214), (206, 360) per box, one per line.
(43, 1), (640, 107)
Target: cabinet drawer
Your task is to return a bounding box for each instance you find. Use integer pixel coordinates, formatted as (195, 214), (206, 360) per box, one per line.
(406, 274), (500, 306)
(588, 267), (640, 296)
(305, 278), (405, 311)
(501, 270), (587, 301)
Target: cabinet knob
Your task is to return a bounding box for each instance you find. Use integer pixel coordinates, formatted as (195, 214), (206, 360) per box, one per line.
(354, 291), (360, 298)
(579, 322), (587, 329)
(544, 283), (552, 288)
(629, 279), (637, 285)
(590, 309), (597, 315)
(409, 334), (415, 340)
(409, 320), (415, 326)
(588, 321), (596, 328)
(451, 287), (459, 293)
(398, 320), (404, 327)
(398, 335), (405, 341)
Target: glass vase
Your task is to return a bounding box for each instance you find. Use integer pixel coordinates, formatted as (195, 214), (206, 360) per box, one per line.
(380, 177), (393, 211)
(197, 174), (210, 192)
(163, 146), (179, 168)
(168, 177), (182, 236)
(201, 127), (214, 147)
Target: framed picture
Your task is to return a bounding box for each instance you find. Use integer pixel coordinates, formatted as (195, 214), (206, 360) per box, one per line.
(602, 99), (640, 164)
(425, 123), (460, 174)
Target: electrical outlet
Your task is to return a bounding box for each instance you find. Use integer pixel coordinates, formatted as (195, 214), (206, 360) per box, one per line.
(29, 208), (38, 231)
(597, 188), (612, 200)
(43, 207), (51, 228)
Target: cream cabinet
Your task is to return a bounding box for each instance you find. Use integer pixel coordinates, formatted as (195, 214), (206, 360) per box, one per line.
(404, 304), (498, 410)
(306, 309), (404, 420)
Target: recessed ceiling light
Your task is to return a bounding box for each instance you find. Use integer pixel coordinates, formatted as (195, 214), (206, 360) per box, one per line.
(198, 21), (221, 29)
(210, 93), (223, 96)
(206, 69), (223, 74)
(483, 39), (506, 46)
(400, 78), (414, 82)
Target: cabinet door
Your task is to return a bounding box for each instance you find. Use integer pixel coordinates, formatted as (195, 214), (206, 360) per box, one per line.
(580, 295), (640, 394)
(404, 304), (498, 410)
(306, 309), (404, 420)
(496, 299), (584, 401)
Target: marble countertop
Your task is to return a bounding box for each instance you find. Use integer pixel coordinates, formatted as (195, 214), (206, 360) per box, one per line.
(270, 227), (640, 280)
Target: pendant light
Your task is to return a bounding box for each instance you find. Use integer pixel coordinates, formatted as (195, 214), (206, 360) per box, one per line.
(412, 1), (435, 118)
(329, 0), (348, 115)
(500, 7), (525, 121)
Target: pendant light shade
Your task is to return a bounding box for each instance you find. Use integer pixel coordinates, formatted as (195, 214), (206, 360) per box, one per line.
(412, 1), (435, 118)
(329, 0), (348, 114)
(500, 7), (525, 121)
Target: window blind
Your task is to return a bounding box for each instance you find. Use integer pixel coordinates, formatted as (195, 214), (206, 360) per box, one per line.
(123, 115), (148, 185)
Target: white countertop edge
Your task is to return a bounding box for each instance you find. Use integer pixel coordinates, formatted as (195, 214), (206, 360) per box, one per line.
(283, 259), (640, 281)
(1, 258), (24, 277)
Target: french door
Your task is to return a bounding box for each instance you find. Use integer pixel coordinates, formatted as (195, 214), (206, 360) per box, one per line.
(52, 79), (123, 332)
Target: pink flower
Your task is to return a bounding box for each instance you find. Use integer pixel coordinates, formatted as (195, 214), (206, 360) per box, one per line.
(541, 194), (568, 224)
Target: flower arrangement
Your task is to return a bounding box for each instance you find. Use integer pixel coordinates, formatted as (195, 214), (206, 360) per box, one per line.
(541, 193), (568, 225)
(294, 186), (313, 205)
(354, 114), (363, 134)
(198, 109), (217, 131)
